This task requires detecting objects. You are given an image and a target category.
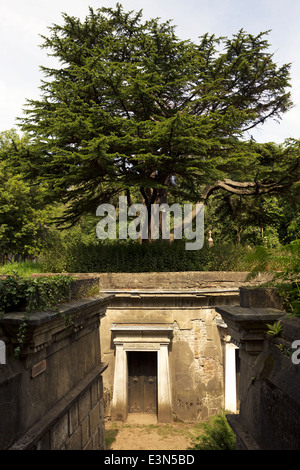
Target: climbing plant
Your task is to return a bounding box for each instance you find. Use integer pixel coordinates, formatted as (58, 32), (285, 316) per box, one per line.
(0, 274), (74, 355)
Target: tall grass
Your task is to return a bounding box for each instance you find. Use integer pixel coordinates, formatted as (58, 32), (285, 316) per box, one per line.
(0, 261), (43, 277)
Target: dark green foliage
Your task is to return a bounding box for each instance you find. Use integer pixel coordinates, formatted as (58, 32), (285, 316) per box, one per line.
(105, 429), (119, 449)
(246, 240), (300, 316)
(189, 412), (236, 450)
(205, 189), (300, 246)
(246, 239), (300, 282)
(39, 239), (254, 273)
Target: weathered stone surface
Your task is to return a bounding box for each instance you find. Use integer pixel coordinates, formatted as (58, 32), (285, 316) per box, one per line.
(69, 403), (79, 436)
(81, 416), (90, 447)
(89, 403), (100, 435)
(79, 390), (91, 423)
(1, 296), (109, 450)
(239, 286), (284, 310)
(65, 426), (81, 450)
(91, 382), (98, 407)
(217, 297), (300, 450)
(51, 415), (68, 450)
(95, 271), (271, 291)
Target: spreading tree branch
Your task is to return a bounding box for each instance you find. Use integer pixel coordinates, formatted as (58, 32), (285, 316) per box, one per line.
(170, 177), (295, 238)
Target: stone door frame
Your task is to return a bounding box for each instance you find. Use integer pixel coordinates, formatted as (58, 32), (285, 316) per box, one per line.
(224, 341), (239, 413)
(110, 324), (173, 422)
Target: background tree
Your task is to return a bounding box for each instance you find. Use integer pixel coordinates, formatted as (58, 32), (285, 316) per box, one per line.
(0, 130), (59, 261)
(205, 140), (300, 245)
(19, 3), (297, 231)
(205, 191), (300, 246)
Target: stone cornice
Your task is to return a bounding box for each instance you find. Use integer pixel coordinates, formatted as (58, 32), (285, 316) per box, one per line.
(215, 305), (286, 355)
(0, 295), (113, 356)
(111, 323), (173, 345)
(0, 295), (113, 326)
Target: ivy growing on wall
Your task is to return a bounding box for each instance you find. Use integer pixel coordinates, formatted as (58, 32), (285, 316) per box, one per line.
(0, 274), (74, 355)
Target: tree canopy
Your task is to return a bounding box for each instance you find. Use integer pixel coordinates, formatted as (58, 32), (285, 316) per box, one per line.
(19, 3), (298, 228)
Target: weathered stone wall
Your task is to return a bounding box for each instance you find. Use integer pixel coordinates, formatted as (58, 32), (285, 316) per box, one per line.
(96, 271), (271, 291)
(9, 367), (107, 450)
(1, 271), (281, 447)
(217, 287), (300, 450)
(236, 322), (300, 450)
(34, 271), (270, 291)
(0, 295), (112, 450)
(171, 313), (224, 421)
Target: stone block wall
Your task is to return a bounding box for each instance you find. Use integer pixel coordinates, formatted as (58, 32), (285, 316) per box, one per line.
(37, 271), (271, 292)
(15, 371), (106, 450)
(0, 295), (112, 450)
(50, 376), (105, 450)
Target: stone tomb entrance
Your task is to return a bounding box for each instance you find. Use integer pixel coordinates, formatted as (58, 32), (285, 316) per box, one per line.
(100, 285), (247, 423)
(110, 324), (173, 422)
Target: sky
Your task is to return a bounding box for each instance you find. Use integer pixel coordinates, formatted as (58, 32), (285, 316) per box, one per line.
(1, 0), (300, 143)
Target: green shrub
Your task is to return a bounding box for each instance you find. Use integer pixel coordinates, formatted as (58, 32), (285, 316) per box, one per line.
(0, 274), (73, 314)
(189, 412), (236, 450)
(246, 240), (300, 316)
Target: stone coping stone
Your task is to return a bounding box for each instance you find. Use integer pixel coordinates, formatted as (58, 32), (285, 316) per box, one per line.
(239, 286), (284, 309)
(215, 305), (285, 323)
(0, 295), (114, 326)
(104, 288), (239, 294)
(111, 323), (173, 330)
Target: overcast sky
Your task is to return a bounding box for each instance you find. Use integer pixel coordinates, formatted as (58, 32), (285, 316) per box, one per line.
(1, 0), (300, 143)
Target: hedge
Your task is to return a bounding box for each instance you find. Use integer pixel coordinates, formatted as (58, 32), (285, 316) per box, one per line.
(40, 240), (254, 273)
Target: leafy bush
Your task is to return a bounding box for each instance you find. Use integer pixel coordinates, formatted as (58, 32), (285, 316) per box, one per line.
(246, 240), (300, 316)
(246, 240), (300, 281)
(189, 412), (236, 450)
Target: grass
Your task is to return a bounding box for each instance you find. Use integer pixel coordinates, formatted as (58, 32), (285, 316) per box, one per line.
(104, 420), (203, 450)
(105, 428), (119, 449)
(105, 412), (235, 450)
(0, 261), (44, 277)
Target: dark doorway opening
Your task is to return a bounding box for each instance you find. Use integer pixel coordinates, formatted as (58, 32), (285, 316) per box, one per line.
(127, 351), (157, 414)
